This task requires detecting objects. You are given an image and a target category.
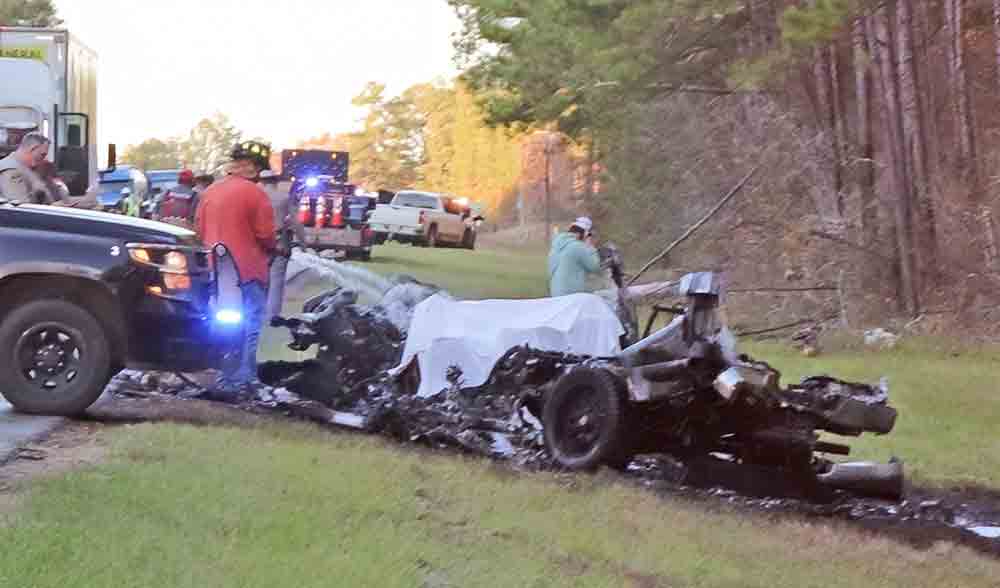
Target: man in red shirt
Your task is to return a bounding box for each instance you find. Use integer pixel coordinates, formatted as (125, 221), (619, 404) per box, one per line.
(196, 141), (277, 399)
(157, 169), (197, 224)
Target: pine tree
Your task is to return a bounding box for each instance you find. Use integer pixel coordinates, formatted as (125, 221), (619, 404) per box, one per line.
(0, 0), (61, 27)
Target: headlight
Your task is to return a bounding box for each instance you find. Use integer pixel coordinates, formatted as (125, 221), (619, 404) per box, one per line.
(129, 248), (152, 264)
(127, 244), (198, 295)
(305, 177), (319, 188)
(163, 274), (192, 290)
(164, 251), (188, 272)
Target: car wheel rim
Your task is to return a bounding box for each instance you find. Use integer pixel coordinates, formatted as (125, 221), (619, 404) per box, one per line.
(554, 385), (608, 459)
(15, 323), (85, 393)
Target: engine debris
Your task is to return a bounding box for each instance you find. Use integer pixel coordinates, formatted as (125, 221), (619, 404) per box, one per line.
(252, 269), (903, 501)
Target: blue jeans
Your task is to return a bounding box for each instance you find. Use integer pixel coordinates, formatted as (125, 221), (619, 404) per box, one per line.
(217, 280), (267, 391)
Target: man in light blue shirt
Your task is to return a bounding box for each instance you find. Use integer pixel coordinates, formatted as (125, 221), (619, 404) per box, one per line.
(548, 217), (602, 297)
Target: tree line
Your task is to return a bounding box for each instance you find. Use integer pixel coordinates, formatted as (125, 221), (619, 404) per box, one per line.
(120, 81), (543, 222)
(0, 0), (59, 27)
(120, 113), (244, 175)
(294, 81), (524, 219)
(448, 0), (1000, 322)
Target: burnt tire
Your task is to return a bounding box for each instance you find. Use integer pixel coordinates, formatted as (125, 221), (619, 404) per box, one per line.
(543, 367), (629, 471)
(0, 299), (111, 416)
(355, 250), (372, 262)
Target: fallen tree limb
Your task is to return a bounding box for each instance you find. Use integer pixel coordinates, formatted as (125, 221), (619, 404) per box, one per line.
(808, 230), (894, 262)
(729, 286), (837, 293)
(628, 164), (761, 287)
(735, 314), (839, 338)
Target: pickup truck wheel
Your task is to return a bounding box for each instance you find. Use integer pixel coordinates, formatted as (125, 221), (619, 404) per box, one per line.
(426, 226), (439, 248)
(0, 299), (111, 416)
(461, 229), (477, 250)
(543, 367), (629, 471)
(346, 249), (372, 262)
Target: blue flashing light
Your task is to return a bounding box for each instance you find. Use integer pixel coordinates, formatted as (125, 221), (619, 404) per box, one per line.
(305, 177), (319, 188)
(215, 309), (243, 325)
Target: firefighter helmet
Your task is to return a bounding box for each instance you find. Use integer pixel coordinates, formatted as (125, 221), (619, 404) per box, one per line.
(230, 140), (272, 170)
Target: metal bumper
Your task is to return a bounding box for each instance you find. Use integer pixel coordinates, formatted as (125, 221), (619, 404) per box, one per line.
(370, 223), (423, 238)
(127, 294), (241, 371)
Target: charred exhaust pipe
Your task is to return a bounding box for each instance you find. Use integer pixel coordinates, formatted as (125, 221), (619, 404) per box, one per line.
(816, 459), (905, 500)
(638, 358), (692, 380)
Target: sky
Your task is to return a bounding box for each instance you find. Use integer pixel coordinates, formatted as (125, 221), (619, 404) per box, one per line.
(54, 0), (461, 150)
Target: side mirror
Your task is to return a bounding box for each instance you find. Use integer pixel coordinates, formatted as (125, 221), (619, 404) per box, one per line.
(101, 144), (117, 173)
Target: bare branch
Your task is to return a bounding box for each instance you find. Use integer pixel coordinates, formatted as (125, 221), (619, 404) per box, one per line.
(627, 164), (761, 287)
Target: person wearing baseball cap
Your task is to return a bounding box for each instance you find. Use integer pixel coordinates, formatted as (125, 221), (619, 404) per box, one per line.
(548, 216), (602, 297)
(194, 141), (277, 401)
(157, 169), (197, 223)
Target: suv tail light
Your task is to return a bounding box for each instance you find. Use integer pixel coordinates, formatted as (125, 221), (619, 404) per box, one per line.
(418, 211), (426, 225)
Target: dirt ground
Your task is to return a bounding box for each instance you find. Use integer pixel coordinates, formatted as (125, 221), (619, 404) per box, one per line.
(3, 392), (1000, 563)
(0, 422), (106, 519)
(0, 394), (275, 519)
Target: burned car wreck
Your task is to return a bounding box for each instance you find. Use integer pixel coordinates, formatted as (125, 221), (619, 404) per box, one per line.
(257, 263), (904, 500)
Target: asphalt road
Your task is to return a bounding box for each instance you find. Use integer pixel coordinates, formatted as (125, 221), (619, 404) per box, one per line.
(0, 397), (64, 463)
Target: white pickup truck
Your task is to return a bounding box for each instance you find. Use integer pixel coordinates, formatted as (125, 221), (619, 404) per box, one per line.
(368, 190), (482, 249)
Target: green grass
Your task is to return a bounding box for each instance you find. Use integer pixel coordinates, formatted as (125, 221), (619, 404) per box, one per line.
(364, 242), (549, 300)
(746, 341), (1000, 488)
(2, 423), (998, 588)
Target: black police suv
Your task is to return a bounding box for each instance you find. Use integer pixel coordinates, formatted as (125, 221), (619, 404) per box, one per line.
(0, 199), (242, 415)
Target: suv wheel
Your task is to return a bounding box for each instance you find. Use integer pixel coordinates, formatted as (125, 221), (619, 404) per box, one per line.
(0, 299), (112, 416)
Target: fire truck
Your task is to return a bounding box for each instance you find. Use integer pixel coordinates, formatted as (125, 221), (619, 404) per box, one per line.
(283, 149), (376, 261)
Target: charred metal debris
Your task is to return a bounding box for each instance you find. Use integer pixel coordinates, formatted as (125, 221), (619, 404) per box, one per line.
(241, 268), (905, 501)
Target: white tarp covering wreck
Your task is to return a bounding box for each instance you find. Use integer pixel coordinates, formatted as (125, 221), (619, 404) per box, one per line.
(393, 293), (625, 397)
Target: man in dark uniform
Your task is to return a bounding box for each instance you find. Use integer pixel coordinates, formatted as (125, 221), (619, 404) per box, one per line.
(0, 133), (51, 203)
